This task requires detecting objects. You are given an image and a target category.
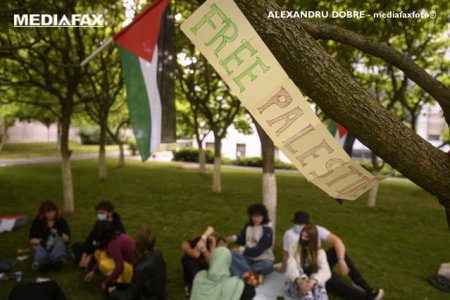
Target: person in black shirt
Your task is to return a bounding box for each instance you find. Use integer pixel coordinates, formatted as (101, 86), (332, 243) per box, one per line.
(72, 201), (126, 269)
(29, 200), (70, 272)
(107, 227), (167, 300)
(181, 226), (216, 296)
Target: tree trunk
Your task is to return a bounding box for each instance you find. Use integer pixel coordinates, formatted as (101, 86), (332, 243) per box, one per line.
(118, 141), (125, 168)
(212, 137), (222, 193)
(98, 116), (107, 180)
(198, 145), (206, 174)
(367, 175), (380, 208)
(235, 0), (450, 226)
(368, 152), (382, 207)
(46, 125), (51, 143)
(0, 117), (6, 152)
(263, 172), (277, 230)
(56, 120), (62, 151)
(60, 112), (74, 214)
(254, 121), (277, 235)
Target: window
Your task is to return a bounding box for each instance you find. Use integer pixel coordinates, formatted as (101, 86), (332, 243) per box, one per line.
(427, 106), (445, 141)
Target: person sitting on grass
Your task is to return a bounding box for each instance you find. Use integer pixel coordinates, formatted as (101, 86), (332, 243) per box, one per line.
(190, 247), (256, 300)
(181, 226), (216, 297)
(285, 224), (331, 300)
(72, 201), (126, 269)
(225, 203), (274, 283)
(280, 211), (384, 300)
(107, 227), (167, 300)
(29, 200), (70, 272)
(84, 221), (134, 292)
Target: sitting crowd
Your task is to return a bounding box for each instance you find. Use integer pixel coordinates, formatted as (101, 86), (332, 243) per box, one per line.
(8, 200), (385, 300)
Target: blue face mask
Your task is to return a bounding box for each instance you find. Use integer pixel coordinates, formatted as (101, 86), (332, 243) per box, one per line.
(97, 213), (108, 221)
(293, 224), (303, 234)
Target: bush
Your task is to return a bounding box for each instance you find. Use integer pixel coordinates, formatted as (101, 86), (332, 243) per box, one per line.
(79, 127), (114, 145)
(359, 161), (402, 177)
(172, 147), (214, 163)
(232, 157), (297, 170)
(128, 138), (138, 156)
(233, 157), (263, 167)
(274, 159), (297, 170)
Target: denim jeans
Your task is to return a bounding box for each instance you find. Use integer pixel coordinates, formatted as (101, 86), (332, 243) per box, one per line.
(33, 237), (67, 263)
(231, 252), (273, 277)
(285, 274), (328, 300)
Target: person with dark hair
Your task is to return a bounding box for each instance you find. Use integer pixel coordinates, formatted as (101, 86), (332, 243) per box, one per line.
(84, 221), (134, 292)
(281, 211), (384, 300)
(285, 224), (331, 300)
(190, 247), (255, 300)
(29, 200), (70, 272)
(72, 201), (126, 269)
(225, 203), (274, 282)
(107, 228), (167, 300)
(181, 226), (216, 296)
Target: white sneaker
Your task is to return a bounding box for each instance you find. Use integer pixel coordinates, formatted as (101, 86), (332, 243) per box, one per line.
(373, 289), (384, 300)
(258, 274), (264, 285)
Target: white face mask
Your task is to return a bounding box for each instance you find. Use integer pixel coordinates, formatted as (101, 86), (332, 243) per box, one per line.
(293, 224), (303, 234)
(97, 213), (108, 221)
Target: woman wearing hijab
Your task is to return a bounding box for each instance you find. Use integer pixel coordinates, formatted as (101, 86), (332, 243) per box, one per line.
(285, 224), (331, 300)
(190, 247), (255, 300)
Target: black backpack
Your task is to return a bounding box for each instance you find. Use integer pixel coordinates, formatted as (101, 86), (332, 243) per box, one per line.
(8, 281), (66, 300)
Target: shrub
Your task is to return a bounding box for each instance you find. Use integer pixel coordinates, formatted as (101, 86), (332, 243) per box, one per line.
(233, 157), (263, 167)
(359, 161), (402, 177)
(172, 147), (214, 163)
(232, 157), (297, 170)
(128, 138), (138, 156)
(79, 127), (114, 145)
(274, 159), (297, 170)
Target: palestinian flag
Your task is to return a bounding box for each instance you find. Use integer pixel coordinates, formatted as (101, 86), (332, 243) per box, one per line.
(0, 215), (28, 233)
(328, 120), (356, 156)
(114, 0), (175, 161)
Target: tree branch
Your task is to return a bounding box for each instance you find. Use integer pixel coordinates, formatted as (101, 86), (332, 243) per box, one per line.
(235, 0), (450, 219)
(296, 19), (450, 126)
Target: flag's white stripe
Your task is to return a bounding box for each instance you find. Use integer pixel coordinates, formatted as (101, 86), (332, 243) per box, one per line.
(335, 132), (346, 147)
(139, 46), (162, 152)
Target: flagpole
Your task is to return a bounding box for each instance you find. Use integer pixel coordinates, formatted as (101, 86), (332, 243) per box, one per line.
(80, 38), (114, 67)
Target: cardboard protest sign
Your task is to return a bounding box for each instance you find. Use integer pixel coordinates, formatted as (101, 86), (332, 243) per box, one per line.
(181, 0), (382, 200)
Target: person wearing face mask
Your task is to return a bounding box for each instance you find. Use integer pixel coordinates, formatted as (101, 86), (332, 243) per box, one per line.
(285, 224), (331, 300)
(72, 201), (126, 270)
(280, 211), (384, 300)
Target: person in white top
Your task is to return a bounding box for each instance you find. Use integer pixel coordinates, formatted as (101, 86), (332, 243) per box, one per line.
(285, 224), (331, 300)
(280, 211), (384, 300)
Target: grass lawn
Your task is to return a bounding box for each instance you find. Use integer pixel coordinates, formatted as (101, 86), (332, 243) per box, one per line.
(0, 159), (449, 299)
(0, 142), (118, 160)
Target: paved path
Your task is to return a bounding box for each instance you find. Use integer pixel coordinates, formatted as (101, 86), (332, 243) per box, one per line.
(0, 152), (120, 167)
(0, 153), (410, 182)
